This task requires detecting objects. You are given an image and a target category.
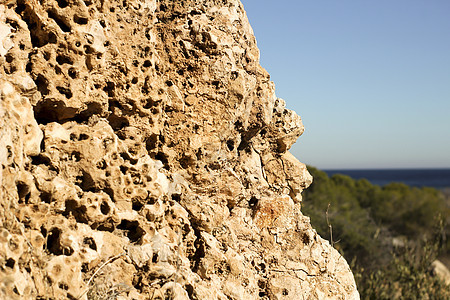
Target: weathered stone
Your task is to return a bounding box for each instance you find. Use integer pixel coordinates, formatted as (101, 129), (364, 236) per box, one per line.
(0, 0), (359, 299)
(431, 260), (450, 286)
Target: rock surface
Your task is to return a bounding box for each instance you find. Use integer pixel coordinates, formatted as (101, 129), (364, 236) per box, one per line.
(0, 0), (359, 299)
(431, 260), (450, 286)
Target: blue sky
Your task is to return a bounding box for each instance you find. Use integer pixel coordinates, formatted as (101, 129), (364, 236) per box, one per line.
(241, 0), (450, 169)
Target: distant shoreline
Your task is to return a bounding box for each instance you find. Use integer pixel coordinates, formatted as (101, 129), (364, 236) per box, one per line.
(323, 167), (450, 171)
(322, 168), (450, 190)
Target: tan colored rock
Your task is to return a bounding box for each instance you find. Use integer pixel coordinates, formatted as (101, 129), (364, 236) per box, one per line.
(0, 0), (359, 299)
(431, 260), (450, 285)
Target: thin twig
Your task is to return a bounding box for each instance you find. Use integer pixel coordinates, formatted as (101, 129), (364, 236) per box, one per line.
(77, 252), (125, 299)
(326, 203), (334, 247)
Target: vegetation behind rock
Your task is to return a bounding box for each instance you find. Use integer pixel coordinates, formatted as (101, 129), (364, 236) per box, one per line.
(302, 166), (450, 298)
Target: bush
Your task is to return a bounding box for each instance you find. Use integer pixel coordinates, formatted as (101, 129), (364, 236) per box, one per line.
(301, 166), (450, 297)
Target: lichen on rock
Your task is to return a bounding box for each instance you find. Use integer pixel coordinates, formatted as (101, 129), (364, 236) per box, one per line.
(1, 0), (359, 299)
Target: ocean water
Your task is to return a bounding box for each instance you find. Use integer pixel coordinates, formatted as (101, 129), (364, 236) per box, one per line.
(323, 169), (450, 189)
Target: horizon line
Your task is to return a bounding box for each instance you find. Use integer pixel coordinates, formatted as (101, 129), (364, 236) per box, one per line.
(318, 166), (450, 171)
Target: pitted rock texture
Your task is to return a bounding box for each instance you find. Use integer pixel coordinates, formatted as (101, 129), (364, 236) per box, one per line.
(0, 0), (359, 299)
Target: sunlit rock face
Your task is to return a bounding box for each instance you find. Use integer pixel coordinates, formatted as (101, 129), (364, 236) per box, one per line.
(0, 1), (358, 299)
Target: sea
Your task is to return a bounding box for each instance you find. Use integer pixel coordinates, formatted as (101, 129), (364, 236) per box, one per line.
(324, 169), (450, 190)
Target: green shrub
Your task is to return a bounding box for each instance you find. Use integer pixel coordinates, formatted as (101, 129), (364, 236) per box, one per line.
(302, 166), (450, 297)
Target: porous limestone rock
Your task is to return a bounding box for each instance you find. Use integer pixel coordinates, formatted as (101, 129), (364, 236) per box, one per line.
(0, 0), (359, 299)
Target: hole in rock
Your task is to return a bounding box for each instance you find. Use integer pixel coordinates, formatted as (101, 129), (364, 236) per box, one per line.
(34, 99), (76, 124)
(56, 0), (68, 8)
(74, 102), (103, 123)
(189, 230), (205, 272)
(152, 152), (169, 170)
(212, 80), (220, 88)
(74, 15), (88, 25)
(4, 64), (17, 74)
(68, 68), (77, 78)
(100, 201), (110, 215)
(234, 120), (243, 130)
(75, 171), (96, 192)
(6, 18), (19, 31)
(56, 54), (73, 65)
(31, 154), (51, 166)
(226, 140), (234, 151)
(143, 97), (158, 109)
(117, 220), (144, 243)
(120, 152), (138, 165)
(119, 165), (128, 174)
(40, 191), (52, 203)
(143, 60), (152, 68)
(152, 253), (158, 263)
(56, 86), (73, 99)
(6, 258), (15, 269)
(79, 133), (89, 141)
(182, 224), (190, 236)
(15, 3), (26, 14)
(104, 187), (115, 202)
(171, 194), (181, 202)
(17, 7), (44, 47)
(147, 197), (157, 205)
(81, 263), (89, 273)
(132, 198), (144, 211)
(185, 284), (194, 298)
(16, 181), (31, 204)
(237, 139), (249, 151)
(64, 200), (89, 224)
(55, 65), (63, 75)
(5, 53), (13, 63)
(35, 74), (50, 96)
(70, 151), (81, 161)
(43, 51), (51, 61)
(47, 10), (71, 32)
(96, 160), (107, 170)
(96, 219), (115, 232)
(47, 227), (74, 256)
(103, 82), (115, 97)
(301, 232), (311, 245)
(145, 134), (158, 151)
(83, 237), (97, 251)
(259, 263), (266, 272)
(258, 280), (266, 289)
(180, 155), (193, 169)
(48, 31), (57, 44)
(40, 226), (47, 237)
(59, 282), (69, 290)
(248, 196), (258, 208)
(84, 45), (93, 54)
